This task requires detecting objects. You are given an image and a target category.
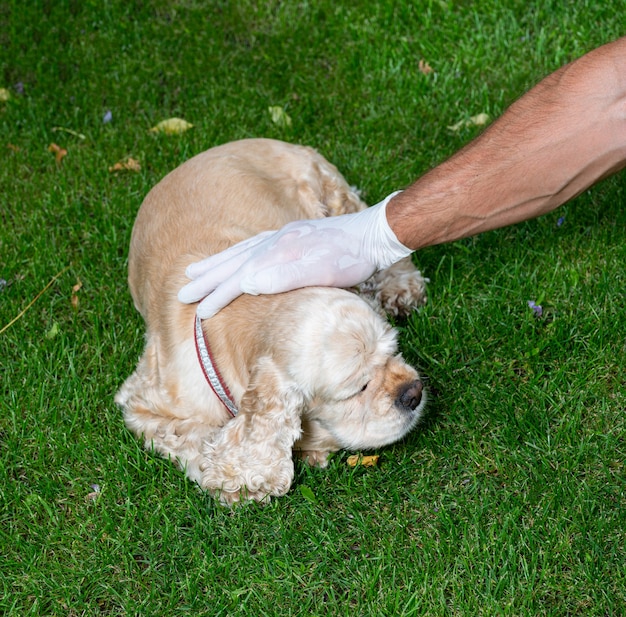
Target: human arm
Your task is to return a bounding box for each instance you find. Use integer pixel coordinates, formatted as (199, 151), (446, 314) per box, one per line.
(387, 35), (626, 248)
(180, 36), (626, 317)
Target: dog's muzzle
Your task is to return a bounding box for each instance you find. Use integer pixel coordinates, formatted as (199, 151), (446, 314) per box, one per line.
(396, 380), (423, 412)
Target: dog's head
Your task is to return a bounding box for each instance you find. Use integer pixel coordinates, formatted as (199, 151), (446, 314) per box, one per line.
(200, 287), (425, 504)
(284, 289), (425, 451)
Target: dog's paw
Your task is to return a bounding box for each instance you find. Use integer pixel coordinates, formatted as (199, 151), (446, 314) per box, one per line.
(200, 452), (294, 507)
(360, 259), (428, 317)
(374, 268), (428, 316)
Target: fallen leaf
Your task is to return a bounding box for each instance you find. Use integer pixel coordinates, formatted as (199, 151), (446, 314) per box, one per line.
(418, 59), (433, 75)
(48, 143), (68, 165)
(447, 119), (465, 132)
(268, 106), (292, 128)
(71, 278), (82, 309)
(0, 88), (10, 102)
(347, 454), (380, 467)
(448, 112), (490, 132)
(7, 143), (19, 152)
(469, 112), (489, 126)
(149, 117), (194, 135)
(109, 157), (141, 173)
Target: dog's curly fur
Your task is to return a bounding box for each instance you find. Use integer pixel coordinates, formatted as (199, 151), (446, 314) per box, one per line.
(116, 138), (428, 505)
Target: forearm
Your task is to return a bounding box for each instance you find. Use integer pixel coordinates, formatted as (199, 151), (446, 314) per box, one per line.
(387, 36), (626, 250)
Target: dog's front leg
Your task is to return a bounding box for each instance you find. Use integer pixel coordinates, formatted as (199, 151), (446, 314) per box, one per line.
(359, 257), (428, 317)
(199, 357), (304, 506)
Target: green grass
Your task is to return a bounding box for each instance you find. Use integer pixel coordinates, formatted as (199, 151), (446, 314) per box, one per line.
(2, 1), (625, 614)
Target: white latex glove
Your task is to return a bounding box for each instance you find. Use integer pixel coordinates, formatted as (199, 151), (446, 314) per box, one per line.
(178, 192), (412, 318)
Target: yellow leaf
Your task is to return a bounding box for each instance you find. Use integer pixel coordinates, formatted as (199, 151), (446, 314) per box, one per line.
(48, 143), (68, 165)
(149, 117), (194, 135)
(268, 106), (292, 128)
(447, 119), (463, 132)
(71, 277), (82, 309)
(109, 157), (141, 173)
(469, 112), (489, 126)
(448, 112), (490, 132)
(347, 454), (380, 467)
(418, 59), (433, 75)
(0, 88), (11, 102)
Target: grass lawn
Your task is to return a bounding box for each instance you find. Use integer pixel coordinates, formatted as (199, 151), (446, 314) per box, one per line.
(2, 1), (625, 615)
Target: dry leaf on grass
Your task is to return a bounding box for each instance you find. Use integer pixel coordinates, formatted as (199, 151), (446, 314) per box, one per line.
(48, 143), (67, 165)
(109, 157), (141, 173)
(418, 59), (433, 75)
(71, 278), (82, 309)
(448, 112), (490, 132)
(346, 454), (380, 467)
(469, 112), (489, 125)
(268, 106), (292, 128)
(149, 117), (194, 135)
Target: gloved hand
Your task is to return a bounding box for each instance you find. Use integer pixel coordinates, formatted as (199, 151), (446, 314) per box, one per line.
(178, 192), (412, 318)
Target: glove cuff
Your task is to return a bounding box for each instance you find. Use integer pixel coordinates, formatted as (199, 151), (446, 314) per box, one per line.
(369, 191), (413, 268)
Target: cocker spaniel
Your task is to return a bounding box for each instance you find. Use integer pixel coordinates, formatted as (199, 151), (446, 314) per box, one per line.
(116, 138), (428, 505)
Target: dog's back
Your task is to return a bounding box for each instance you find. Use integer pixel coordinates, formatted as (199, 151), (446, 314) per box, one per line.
(128, 138), (364, 320)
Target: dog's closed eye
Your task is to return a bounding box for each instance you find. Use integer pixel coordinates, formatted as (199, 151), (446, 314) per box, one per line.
(343, 382), (370, 400)
(349, 382), (368, 398)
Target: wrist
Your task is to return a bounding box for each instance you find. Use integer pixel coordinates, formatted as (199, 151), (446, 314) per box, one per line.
(365, 191), (413, 268)
(384, 189), (417, 249)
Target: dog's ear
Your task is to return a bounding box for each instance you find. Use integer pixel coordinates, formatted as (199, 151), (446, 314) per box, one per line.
(199, 356), (305, 505)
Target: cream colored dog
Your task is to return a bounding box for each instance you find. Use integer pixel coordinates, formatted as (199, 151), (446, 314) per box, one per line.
(116, 138), (428, 505)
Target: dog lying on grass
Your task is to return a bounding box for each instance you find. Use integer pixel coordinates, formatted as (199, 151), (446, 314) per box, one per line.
(116, 138), (428, 505)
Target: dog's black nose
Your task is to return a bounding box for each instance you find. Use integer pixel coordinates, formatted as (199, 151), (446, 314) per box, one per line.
(396, 380), (423, 411)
